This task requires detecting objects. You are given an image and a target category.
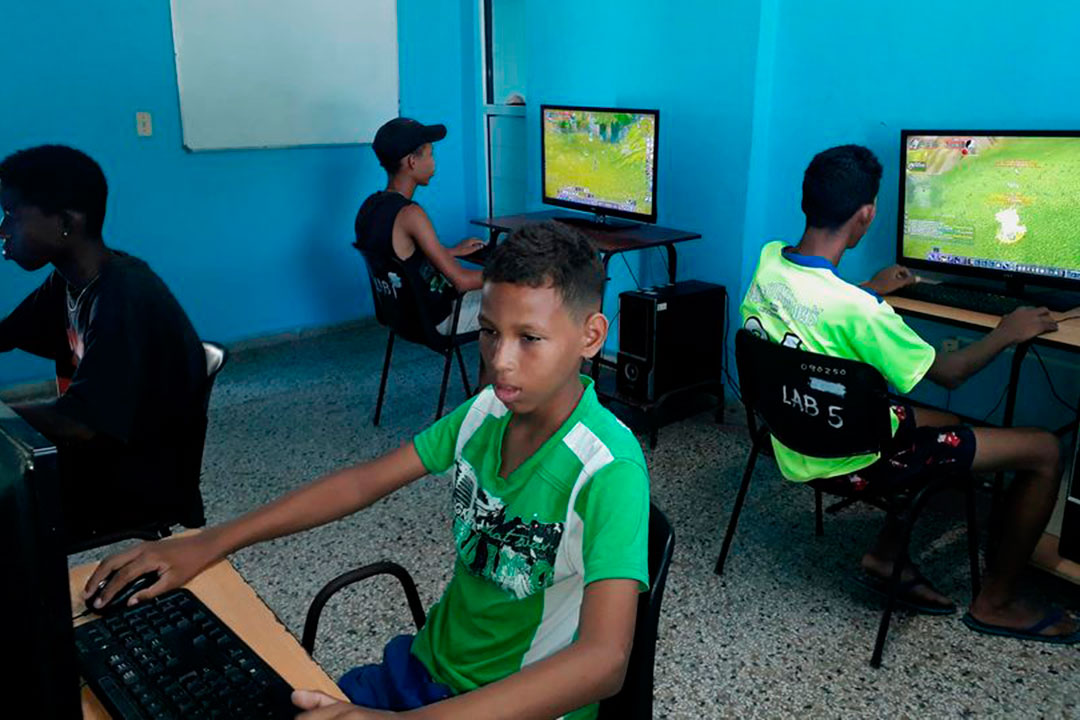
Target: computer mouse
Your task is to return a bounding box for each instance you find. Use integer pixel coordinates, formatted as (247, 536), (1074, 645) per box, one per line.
(86, 570), (161, 615)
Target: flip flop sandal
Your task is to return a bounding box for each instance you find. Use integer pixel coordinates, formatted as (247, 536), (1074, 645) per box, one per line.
(853, 568), (957, 615)
(962, 607), (1080, 644)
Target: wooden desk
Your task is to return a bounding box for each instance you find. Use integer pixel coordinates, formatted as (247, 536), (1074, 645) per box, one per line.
(886, 296), (1080, 432)
(70, 558), (345, 718)
(886, 296), (1080, 352)
(887, 295), (1080, 583)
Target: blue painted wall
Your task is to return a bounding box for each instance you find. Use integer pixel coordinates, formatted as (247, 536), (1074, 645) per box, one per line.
(7, 0), (1075, 428)
(522, 0), (762, 352)
(742, 0), (1080, 428)
(0, 0), (479, 385)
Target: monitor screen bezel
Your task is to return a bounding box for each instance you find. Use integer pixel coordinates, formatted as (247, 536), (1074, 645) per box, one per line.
(896, 128), (1080, 291)
(540, 104), (660, 223)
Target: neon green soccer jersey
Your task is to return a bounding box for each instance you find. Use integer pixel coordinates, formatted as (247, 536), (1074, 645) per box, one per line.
(410, 376), (650, 719)
(739, 241), (936, 481)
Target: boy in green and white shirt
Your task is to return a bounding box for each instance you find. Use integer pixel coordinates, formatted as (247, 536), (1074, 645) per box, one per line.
(740, 144), (1077, 644)
(410, 372), (648, 701)
(86, 221), (652, 717)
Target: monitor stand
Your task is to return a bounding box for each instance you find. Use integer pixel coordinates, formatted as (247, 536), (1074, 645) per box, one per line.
(553, 213), (640, 231)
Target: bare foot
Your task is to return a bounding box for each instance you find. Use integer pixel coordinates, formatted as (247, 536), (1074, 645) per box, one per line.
(861, 554), (954, 610)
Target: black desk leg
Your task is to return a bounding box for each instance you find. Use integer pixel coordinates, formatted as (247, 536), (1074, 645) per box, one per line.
(665, 243), (677, 283)
(1002, 342), (1029, 428)
(591, 252), (615, 381)
(989, 342), (1031, 564)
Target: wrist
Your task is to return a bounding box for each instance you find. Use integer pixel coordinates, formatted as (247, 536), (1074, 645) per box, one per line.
(990, 325), (1018, 349)
(198, 524), (237, 562)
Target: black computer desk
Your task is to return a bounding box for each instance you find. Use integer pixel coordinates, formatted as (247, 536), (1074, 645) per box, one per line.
(887, 294), (1080, 583)
(470, 211), (710, 446)
(470, 210), (702, 283)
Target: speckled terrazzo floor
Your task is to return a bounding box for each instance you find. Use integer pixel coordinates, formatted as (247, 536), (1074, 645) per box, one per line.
(63, 322), (1080, 718)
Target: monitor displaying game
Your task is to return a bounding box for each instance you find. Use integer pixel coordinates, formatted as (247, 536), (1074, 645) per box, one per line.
(541, 105), (658, 222)
(898, 130), (1080, 288)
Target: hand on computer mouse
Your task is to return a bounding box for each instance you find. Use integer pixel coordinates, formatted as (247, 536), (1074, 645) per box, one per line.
(865, 264), (916, 296)
(998, 306), (1058, 344)
(83, 532), (221, 610)
(85, 570), (160, 615)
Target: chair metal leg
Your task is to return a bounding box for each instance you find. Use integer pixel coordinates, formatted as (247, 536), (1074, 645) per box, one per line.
(373, 332), (395, 426)
(870, 515), (910, 668)
(965, 480), (982, 599)
(455, 346), (472, 397)
(815, 488), (824, 537)
(869, 481), (940, 668)
(435, 351), (453, 421)
(715, 427), (768, 576)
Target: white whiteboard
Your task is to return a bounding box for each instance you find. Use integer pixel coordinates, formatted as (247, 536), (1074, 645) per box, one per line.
(170, 0), (399, 151)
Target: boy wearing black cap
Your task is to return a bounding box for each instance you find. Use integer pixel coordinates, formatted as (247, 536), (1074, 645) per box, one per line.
(355, 117), (486, 334)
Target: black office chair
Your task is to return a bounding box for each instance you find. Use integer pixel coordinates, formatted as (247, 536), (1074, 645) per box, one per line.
(715, 329), (980, 668)
(301, 504), (675, 720)
(355, 246), (478, 425)
(64, 341), (228, 554)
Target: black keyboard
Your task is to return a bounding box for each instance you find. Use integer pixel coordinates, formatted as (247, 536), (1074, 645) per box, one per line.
(893, 282), (1030, 316)
(74, 589), (297, 719)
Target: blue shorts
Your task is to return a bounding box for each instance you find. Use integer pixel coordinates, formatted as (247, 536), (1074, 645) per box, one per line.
(338, 635), (452, 711)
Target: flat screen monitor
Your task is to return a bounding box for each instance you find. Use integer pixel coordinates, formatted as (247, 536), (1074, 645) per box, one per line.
(0, 403), (81, 717)
(541, 105), (659, 223)
(897, 130), (1080, 290)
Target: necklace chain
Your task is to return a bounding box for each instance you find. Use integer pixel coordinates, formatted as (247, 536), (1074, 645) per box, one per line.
(67, 274), (101, 314)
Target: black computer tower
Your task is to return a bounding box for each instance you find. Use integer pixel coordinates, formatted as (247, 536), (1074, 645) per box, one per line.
(1059, 420), (1080, 563)
(616, 281), (726, 402)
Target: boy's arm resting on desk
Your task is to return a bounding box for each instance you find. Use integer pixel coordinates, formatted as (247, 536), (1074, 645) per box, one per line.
(923, 306), (1058, 390)
(400, 205), (483, 292)
(294, 578), (641, 720)
(862, 264), (915, 296)
(83, 441), (430, 608)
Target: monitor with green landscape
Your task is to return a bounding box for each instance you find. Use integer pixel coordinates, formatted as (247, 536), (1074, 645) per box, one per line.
(898, 130), (1080, 288)
(541, 105), (658, 222)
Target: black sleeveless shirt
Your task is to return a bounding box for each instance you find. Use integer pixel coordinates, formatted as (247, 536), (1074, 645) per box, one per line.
(354, 191), (456, 326)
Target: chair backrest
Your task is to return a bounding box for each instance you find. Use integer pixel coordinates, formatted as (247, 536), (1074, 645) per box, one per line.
(735, 328), (892, 458)
(201, 342), (228, 410)
(63, 341), (228, 553)
(175, 341), (230, 527)
(598, 503), (675, 720)
(354, 244), (455, 350)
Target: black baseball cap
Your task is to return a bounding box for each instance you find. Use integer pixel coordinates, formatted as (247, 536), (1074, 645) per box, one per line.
(372, 117), (447, 168)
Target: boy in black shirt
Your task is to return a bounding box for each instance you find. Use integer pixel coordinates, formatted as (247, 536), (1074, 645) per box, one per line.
(0, 145), (206, 546)
(355, 117), (486, 335)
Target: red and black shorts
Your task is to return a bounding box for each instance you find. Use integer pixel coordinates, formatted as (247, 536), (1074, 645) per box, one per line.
(810, 404), (977, 495)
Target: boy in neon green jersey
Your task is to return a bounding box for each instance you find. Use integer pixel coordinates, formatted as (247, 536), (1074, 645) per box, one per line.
(86, 221), (650, 718)
(742, 144), (1077, 644)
